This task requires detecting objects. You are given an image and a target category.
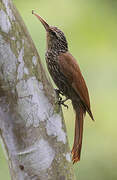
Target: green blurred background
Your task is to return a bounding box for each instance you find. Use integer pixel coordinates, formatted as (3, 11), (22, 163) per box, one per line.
(0, 0), (117, 179)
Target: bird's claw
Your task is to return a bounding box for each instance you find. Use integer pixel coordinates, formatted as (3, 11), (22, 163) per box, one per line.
(55, 89), (64, 96)
(55, 89), (62, 101)
(55, 89), (69, 109)
(58, 99), (69, 109)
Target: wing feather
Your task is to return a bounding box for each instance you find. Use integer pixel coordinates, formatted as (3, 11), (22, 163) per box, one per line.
(58, 52), (94, 120)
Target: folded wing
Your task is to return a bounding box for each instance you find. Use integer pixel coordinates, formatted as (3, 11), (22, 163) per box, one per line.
(58, 52), (94, 120)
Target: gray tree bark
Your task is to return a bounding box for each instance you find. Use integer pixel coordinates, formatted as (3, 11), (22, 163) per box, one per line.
(0, 0), (76, 180)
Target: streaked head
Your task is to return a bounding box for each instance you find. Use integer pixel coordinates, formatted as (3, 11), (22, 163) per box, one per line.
(32, 11), (68, 52)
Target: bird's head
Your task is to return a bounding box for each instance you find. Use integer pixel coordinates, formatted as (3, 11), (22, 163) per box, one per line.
(32, 11), (68, 53)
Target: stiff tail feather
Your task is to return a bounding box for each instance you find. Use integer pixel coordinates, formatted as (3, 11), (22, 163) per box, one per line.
(71, 107), (84, 164)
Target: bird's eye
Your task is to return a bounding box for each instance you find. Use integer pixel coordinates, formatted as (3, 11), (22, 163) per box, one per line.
(50, 30), (56, 36)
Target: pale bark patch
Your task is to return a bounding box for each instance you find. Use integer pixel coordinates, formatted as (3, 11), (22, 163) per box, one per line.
(0, 35), (17, 84)
(17, 138), (55, 173)
(24, 67), (29, 75)
(3, 0), (15, 21)
(0, 10), (11, 33)
(46, 113), (67, 144)
(16, 78), (53, 127)
(66, 153), (71, 162)
(17, 47), (25, 80)
(32, 56), (37, 66)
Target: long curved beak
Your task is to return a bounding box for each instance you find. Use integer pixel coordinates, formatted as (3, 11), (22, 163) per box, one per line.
(32, 10), (50, 31)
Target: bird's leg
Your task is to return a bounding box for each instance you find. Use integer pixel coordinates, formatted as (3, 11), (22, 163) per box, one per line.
(58, 97), (69, 109)
(55, 89), (63, 101)
(55, 89), (64, 96)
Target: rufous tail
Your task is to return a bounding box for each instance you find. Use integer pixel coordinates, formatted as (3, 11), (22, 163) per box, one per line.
(71, 107), (84, 164)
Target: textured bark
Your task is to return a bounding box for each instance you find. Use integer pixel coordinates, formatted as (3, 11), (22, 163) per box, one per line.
(0, 0), (76, 180)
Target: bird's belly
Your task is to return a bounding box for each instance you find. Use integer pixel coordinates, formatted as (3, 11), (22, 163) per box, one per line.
(46, 57), (70, 97)
(50, 65), (68, 94)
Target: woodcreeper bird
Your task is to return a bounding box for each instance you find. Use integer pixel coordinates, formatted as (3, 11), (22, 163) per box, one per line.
(32, 11), (94, 164)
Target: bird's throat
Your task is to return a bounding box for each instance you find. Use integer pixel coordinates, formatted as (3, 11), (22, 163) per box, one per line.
(46, 33), (68, 54)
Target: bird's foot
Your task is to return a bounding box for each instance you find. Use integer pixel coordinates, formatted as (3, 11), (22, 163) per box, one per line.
(55, 89), (64, 96)
(55, 89), (69, 109)
(58, 98), (69, 109)
(55, 89), (63, 101)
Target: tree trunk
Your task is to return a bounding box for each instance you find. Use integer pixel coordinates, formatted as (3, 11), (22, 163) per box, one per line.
(0, 0), (76, 180)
